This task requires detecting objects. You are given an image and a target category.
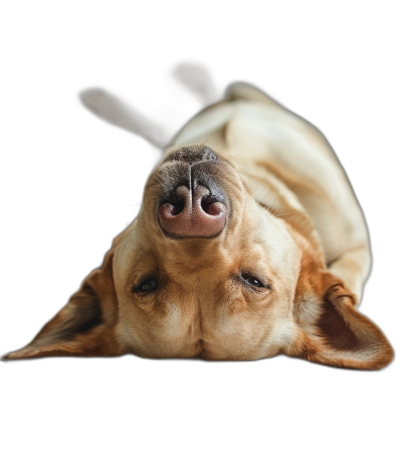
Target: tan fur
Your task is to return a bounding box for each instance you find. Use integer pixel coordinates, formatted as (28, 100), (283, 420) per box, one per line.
(4, 82), (393, 369)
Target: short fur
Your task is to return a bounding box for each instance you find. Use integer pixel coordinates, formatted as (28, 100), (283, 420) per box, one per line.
(4, 65), (393, 369)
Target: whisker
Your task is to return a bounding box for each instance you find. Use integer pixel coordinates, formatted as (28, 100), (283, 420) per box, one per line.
(247, 305), (262, 321)
(139, 309), (158, 332)
(273, 209), (299, 218)
(242, 321), (253, 335)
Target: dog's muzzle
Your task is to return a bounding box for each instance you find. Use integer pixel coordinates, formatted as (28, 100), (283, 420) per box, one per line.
(158, 146), (227, 238)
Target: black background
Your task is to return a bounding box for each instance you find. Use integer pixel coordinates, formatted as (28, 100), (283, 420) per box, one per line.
(0, 7), (399, 418)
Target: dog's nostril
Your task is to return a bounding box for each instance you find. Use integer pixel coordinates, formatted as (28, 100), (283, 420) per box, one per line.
(170, 199), (185, 216)
(201, 198), (212, 213)
(171, 204), (183, 215)
(200, 197), (224, 216)
(201, 200), (225, 216)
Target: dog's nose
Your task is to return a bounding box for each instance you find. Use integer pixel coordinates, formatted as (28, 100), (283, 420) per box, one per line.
(158, 185), (227, 238)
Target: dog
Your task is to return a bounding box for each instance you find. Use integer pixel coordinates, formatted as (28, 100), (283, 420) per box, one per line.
(3, 64), (393, 369)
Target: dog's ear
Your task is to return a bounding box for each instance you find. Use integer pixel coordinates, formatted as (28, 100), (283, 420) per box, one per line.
(3, 250), (123, 360)
(292, 272), (394, 370)
(79, 88), (169, 148)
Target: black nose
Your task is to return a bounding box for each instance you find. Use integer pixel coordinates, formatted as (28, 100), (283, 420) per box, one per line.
(164, 145), (219, 165)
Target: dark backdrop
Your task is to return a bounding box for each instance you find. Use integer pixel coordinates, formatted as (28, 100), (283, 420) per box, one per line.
(0, 11), (399, 422)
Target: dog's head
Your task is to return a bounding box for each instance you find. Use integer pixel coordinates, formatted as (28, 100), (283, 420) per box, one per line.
(4, 145), (393, 369)
(113, 144), (302, 361)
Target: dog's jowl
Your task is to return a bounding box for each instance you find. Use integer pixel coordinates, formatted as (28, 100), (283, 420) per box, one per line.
(4, 70), (394, 369)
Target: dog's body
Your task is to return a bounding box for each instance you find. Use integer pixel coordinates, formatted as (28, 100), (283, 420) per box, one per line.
(174, 83), (371, 301)
(4, 67), (393, 369)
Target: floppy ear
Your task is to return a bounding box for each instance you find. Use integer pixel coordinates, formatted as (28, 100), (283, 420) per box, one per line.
(292, 273), (394, 370)
(79, 88), (169, 148)
(3, 250), (123, 360)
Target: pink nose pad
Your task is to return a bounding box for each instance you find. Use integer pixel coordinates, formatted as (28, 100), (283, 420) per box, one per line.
(158, 185), (227, 238)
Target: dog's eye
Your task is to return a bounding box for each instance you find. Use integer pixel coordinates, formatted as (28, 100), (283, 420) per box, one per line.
(243, 276), (264, 288)
(240, 274), (272, 290)
(135, 279), (158, 293)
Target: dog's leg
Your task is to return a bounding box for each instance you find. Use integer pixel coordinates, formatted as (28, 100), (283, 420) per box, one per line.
(171, 62), (220, 108)
(79, 88), (169, 149)
(80, 64), (219, 146)
(327, 245), (371, 305)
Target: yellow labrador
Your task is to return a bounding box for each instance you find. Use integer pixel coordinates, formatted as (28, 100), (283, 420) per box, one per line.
(4, 66), (393, 369)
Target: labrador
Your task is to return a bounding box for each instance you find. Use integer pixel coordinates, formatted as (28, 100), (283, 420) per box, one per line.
(4, 65), (393, 369)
